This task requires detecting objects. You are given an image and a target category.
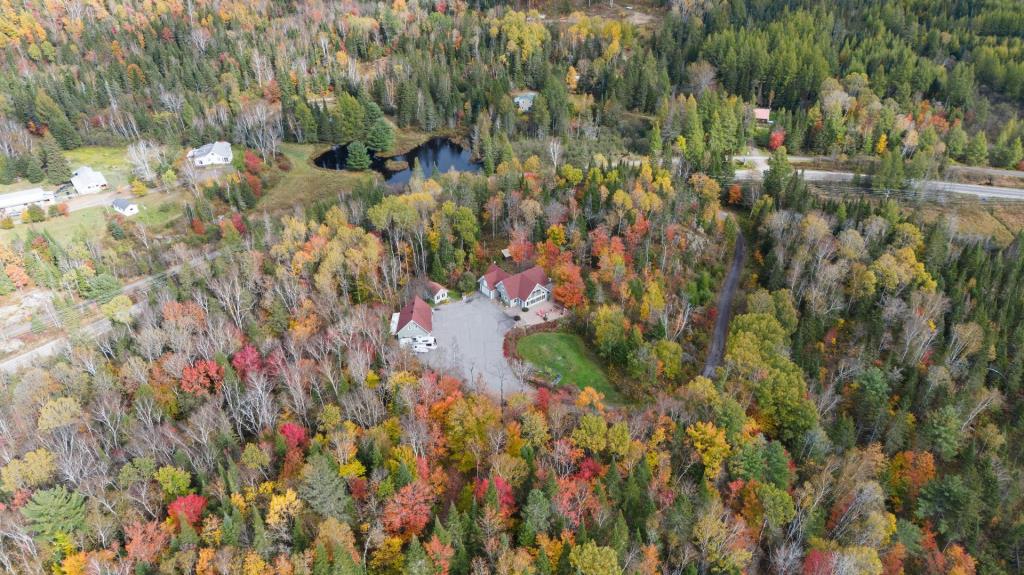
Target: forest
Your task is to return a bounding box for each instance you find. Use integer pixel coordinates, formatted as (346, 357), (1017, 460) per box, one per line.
(0, 0), (1022, 575)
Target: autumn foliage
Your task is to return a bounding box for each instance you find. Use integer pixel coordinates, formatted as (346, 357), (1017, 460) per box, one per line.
(180, 359), (224, 395)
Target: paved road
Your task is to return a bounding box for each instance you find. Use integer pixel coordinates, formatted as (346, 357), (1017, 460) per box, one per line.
(733, 153), (1024, 200)
(702, 231), (746, 378)
(0, 250), (220, 373)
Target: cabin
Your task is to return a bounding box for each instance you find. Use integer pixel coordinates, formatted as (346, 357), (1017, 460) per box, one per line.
(423, 281), (449, 305)
(753, 107), (772, 125)
(479, 264), (551, 309)
(0, 188), (54, 217)
(70, 166), (109, 195)
(187, 141), (233, 166)
(390, 297), (433, 340)
(112, 198), (139, 216)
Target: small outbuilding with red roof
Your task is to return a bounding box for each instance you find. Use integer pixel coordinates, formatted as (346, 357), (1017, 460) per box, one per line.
(390, 296), (433, 340)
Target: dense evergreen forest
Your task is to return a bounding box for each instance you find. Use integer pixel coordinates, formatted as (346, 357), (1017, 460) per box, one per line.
(0, 1), (1022, 575)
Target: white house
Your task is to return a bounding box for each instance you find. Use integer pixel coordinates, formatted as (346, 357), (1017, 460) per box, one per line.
(423, 281), (449, 305)
(0, 188), (54, 217)
(70, 166), (109, 195)
(112, 198), (139, 216)
(390, 297), (433, 340)
(479, 264), (551, 309)
(187, 141), (233, 167)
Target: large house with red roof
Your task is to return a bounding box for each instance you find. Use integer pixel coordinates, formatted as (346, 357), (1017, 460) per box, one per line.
(478, 264), (551, 309)
(390, 297), (433, 340)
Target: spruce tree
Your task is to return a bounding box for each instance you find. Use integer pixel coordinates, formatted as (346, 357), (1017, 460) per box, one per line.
(42, 137), (71, 183)
(345, 141), (371, 171)
(25, 154), (44, 183)
(365, 118), (395, 153)
(0, 154), (12, 185)
(34, 89), (80, 149)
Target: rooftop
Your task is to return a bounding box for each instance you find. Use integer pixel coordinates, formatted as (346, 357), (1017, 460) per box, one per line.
(396, 296), (432, 333)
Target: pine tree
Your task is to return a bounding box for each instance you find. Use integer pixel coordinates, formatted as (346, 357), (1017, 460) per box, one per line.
(0, 268), (14, 296)
(300, 454), (352, 520)
(345, 141), (371, 171)
(608, 512), (629, 562)
(0, 154), (12, 185)
(966, 132), (989, 166)
(313, 542), (331, 575)
(25, 154), (45, 183)
(34, 89), (80, 149)
(366, 118), (395, 153)
(42, 137), (71, 183)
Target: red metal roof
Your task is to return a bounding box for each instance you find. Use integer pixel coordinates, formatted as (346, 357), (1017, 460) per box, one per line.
(481, 263), (510, 289)
(498, 265), (549, 301)
(396, 296), (432, 333)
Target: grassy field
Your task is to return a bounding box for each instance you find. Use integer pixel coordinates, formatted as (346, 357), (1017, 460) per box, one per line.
(63, 146), (136, 190)
(0, 192), (184, 244)
(0, 145), (137, 196)
(264, 143), (376, 212)
(516, 331), (620, 401)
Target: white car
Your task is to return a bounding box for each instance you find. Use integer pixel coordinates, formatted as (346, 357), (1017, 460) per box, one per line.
(411, 344), (430, 354)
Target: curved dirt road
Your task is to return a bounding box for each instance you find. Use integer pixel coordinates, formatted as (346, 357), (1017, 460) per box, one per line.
(702, 231), (746, 378)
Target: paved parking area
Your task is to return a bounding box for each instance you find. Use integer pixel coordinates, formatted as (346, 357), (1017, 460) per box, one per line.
(419, 296), (530, 397)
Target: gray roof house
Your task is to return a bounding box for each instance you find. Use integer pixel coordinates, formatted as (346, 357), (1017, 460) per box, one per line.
(70, 166), (109, 194)
(187, 141), (233, 166)
(112, 198), (139, 216)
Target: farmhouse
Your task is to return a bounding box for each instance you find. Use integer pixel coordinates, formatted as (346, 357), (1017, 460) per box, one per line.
(112, 198), (139, 216)
(479, 264), (551, 309)
(390, 297), (433, 340)
(70, 166), (109, 194)
(0, 188), (54, 217)
(423, 281), (449, 305)
(187, 141), (233, 166)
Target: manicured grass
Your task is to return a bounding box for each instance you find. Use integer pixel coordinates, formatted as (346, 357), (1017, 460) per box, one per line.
(264, 143), (376, 211)
(516, 331), (620, 401)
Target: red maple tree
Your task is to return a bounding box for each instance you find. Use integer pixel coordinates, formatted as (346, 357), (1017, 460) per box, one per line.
(382, 480), (434, 537)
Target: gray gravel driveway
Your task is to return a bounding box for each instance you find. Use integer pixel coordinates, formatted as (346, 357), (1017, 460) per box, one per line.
(420, 296), (530, 397)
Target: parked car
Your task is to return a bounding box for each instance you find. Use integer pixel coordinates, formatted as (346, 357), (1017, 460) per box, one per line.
(412, 344), (430, 354)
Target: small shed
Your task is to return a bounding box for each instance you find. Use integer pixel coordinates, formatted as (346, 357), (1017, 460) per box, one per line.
(423, 281), (449, 305)
(753, 107), (772, 125)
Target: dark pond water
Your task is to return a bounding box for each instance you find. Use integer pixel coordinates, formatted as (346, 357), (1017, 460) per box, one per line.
(313, 137), (481, 186)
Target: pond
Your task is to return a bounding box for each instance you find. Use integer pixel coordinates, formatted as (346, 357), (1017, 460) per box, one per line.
(313, 137), (481, 186)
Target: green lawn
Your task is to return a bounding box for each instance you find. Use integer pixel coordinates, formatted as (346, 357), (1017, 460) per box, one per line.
(0, 206), (107, 244)
(63, 146), (136, 190)
(516, 331), (620, 401)
(0, 145), (137, 195)
(0, 191), (183, 244)
(264, 143), (376, 211)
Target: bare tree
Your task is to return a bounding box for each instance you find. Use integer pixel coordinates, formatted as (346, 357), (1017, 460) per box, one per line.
(234, 101), (282, 161)
(126, 140), (165, 183)
(548, 137), (563, 169)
